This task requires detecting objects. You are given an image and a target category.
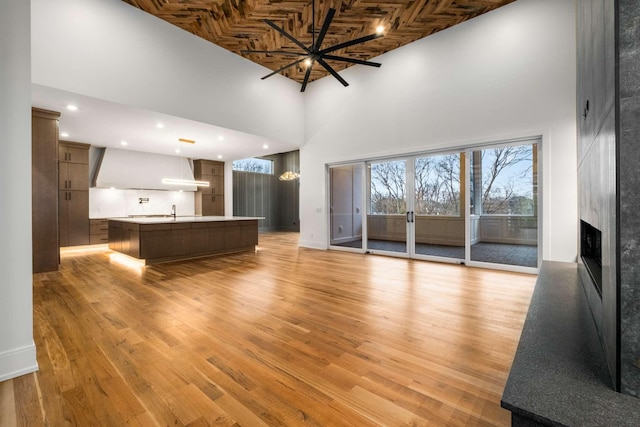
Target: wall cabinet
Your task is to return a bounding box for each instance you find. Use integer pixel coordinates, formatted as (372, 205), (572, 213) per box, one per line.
(59, 190), (89, 247)
(193, 159), (225, 216)
(59, 162), (88, 191)
(59, 143), (89, 164)
(32, 108), (60, 273)
(59, 141), (90, 246)
(194, 160), (224, 177)
(196, 194), (224, 216)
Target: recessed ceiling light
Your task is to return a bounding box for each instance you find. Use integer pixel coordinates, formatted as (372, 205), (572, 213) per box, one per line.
(156, 123), (164, 129)
(66, 104), (78, 111)
(121, 140), (128, 146)
(175, 149), (180, 153)
(60, 132), (69, 138)
(262, 144), (269, 149)
(217, 155), (223, 159)
(218, 135), (224, 141)
(376, 25), (385, 35)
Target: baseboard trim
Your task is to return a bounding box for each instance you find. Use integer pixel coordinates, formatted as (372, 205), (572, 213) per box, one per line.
(298, 240), (326, 250)
(0, 342), (38, 382)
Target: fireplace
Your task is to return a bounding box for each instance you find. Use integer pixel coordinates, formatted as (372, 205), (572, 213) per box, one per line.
(580, 220), (602, 298)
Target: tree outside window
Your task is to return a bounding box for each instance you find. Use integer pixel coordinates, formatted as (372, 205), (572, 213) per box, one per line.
(477, 145), (534, 215)
(368, 145), (534, 217)
(232, 158), (273, 174)
(370, 160), (407, 214)
(414, 154), (460, 216)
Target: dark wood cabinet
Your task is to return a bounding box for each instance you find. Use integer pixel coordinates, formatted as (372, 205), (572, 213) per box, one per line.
(108, 219), (257, 264)
(90, 219), (109, 244)
(59, 190), (89, 247)
(59, 162), (88, 191)
(59, 143), (89, 164)
(196, 194), (224, 217)
(59, 141), (90, 247)
(194, 159), (225, 216)
(194, 160), (224, 177)
(32, 108), (60, 273)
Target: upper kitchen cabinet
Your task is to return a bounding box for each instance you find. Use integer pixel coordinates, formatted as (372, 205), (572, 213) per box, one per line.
(58, 141), (90, 246)
(194, 160), (224, 177)
(32, 108), (61, 273)
(59, 141), (89, 191)
(193, 159), (225, 216)
(59, 141), (89, 164)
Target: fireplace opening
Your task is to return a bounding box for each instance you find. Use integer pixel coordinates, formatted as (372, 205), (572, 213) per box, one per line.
(580, 220), (602, 297)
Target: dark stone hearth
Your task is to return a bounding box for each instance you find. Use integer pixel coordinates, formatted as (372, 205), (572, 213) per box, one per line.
(501, 262), (640, 426)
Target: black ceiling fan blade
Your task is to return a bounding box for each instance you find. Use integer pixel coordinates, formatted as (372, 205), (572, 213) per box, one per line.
(322, 54), (382, 67)
(261, 57), (307, 80)
(320, 33), (383, 55)
(317, 58), (349, 87)
(314, 8), (336, 50)
(241, 50), (308, 56)
(300, 64), (313, 92)
(263, 19), (310, 53)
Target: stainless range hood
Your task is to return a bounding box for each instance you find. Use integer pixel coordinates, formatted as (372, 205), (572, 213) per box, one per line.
(94, 148), (198, 191)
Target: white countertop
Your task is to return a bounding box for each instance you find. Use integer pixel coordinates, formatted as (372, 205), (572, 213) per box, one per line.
(108, 215), (263, 224)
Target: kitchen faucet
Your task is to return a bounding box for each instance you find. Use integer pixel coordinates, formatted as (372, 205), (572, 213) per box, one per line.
(171, 204), (176, 219)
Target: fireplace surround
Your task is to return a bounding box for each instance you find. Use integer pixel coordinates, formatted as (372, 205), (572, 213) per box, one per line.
(580, 220), (602, 298)
(575, 0), (640, 397)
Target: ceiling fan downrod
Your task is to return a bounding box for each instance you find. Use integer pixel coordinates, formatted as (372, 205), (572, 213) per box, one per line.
(240, 0), (384, 92)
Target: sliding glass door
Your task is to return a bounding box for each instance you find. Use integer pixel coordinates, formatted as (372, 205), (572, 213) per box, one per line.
(412, 152), (465, 261)
(468, 143), (538, 268)
(329, 164), (364, 251)
(328, 139), (541, 271)
(366, 159), (409, 255)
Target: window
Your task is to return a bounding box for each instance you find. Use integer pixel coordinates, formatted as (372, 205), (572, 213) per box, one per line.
(232, 158), (273, 174)
(473, 145), (534, 215)
(414, 153), (461, 216)
(369, 160), (407, 214)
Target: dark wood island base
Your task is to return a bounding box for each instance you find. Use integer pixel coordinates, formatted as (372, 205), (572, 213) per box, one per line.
(108, 216), (260, 264)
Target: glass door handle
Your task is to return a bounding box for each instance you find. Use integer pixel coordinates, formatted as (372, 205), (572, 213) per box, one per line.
(406, 211), (415, 223)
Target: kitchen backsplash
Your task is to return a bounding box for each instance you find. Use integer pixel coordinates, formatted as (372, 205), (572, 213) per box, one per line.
(90, 188), (195, 218)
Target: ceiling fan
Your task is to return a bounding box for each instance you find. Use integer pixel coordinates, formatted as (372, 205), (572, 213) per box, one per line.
(241, 1), (385, 92)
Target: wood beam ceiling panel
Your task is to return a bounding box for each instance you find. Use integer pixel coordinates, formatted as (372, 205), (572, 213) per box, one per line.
(122, 0), (515, 86)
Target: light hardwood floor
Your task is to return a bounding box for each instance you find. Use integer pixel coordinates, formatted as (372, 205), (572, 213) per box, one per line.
(1, 232), (535, 426)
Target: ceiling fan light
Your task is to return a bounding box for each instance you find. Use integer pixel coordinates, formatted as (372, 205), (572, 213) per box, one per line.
(304, 58), (312, 67)
(376, 25), (385, 34)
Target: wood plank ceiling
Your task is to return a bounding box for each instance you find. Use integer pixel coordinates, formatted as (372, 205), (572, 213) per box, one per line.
(122, 0), (515, 86)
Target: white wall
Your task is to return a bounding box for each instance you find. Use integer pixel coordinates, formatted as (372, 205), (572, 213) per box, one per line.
(301, 0), (578, 262)
(31, 0), (304, 146)
(90, 188), (195, 219)
(0, 0), (38, 381)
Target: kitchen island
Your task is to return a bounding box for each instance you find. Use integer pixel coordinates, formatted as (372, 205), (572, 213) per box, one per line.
(108, 216), (260, 264)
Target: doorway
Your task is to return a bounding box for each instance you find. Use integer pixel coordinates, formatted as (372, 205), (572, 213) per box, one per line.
(328, 139), (540, 272)
(467, 143), (538, 268)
